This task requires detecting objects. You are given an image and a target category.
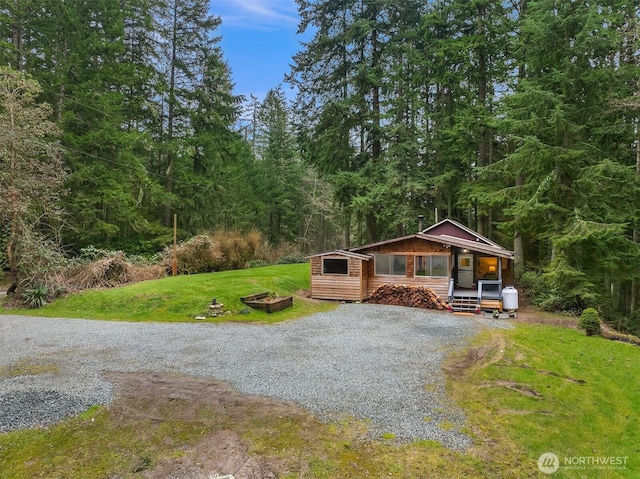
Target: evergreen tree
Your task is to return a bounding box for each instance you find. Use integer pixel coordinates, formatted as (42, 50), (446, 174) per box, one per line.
(484, 0), (640, 309)
(255, 87), (304, 244)
(153, 0), (220, 227)
(176, 46), (260, 233)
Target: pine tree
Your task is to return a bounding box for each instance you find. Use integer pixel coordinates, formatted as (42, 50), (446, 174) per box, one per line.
(255, 87), (304, 244)
(485, 0), (640, 309)
(153, 0), (221, 227)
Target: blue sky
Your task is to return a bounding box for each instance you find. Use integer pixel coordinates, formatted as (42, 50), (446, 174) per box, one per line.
(212, 0), (302, 102)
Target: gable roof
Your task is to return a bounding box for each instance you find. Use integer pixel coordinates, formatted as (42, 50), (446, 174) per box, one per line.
(346, 219), (515, 260)
(306, 250), (372, 261)
(421, 234), (515, 259)
(348, 233), (514, 259)
(421, 218), (503, 249)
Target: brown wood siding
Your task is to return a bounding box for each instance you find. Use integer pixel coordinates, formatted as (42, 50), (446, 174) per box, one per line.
(311, 257), (322, 276)
(406, 255), (414, 278)
(349, 258), (361, 277)
(366, 276), (450, 299)
(360, 237), (449, 255)
(311, 276), (366, 301)
(502, 259), (514, 286)
(361, 260), (371, 299)
(310, 255), (367, 301)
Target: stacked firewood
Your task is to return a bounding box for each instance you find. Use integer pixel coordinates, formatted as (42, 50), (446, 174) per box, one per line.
(367, 284), (448, 310)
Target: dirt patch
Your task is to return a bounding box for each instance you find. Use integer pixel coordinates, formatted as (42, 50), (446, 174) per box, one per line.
(295, 289), (326, 303)
(443, 332), (506, 379)
(104, 372), (314, 479)
(493, 363), (586, 384)
(510, 305), (579, 328)
(483, 380), (543, 398)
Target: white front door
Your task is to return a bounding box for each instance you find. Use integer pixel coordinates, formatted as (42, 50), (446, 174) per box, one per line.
(457, 254), (474, 288)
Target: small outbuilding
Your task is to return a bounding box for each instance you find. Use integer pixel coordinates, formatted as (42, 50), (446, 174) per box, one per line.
(309, 219), (515, 311)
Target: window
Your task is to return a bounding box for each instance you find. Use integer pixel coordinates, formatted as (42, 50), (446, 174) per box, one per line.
(415, 255), (449, 277)
(374, 254), (406, 276)
(323, 258), (348, 275)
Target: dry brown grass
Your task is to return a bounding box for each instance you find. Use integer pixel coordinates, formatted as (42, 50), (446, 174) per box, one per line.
(162, 229), (271, 274)
(64, 254), (166, 291)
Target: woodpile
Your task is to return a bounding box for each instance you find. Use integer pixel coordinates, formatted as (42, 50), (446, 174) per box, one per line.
(367, 284), (448, 310)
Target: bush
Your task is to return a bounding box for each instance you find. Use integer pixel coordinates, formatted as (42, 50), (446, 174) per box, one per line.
(164, 235), (221, 274)
(517, 269), (584, 314)
(22, 284), (50, 308)
(579, 308), (601, 336)
(276, 253), (307, 265)
(211, 229), (264, 270)
(162, 229), (273, 274)
(249, 259), (271, 268)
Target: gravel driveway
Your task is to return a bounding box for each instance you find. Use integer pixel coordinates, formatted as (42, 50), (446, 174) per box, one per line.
(0, 304), (511, 450)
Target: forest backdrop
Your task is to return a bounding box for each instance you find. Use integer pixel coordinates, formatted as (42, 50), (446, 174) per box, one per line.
(1, 0), (639, 329)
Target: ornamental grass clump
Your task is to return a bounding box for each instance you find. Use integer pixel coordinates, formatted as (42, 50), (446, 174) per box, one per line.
(578, 308), (601, 336)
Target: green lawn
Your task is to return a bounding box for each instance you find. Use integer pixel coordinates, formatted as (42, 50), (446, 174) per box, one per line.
(2, 268), (639, 477)
(1, 263), (336, 323)
(447, 323), (640, 478)
(2, 318), (639, 478)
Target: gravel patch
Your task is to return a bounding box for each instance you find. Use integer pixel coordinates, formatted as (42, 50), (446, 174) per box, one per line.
(0, 304), (512, 449)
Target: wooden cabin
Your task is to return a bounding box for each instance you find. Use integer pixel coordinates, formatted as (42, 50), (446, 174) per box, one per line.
(309, 219), (515, 311)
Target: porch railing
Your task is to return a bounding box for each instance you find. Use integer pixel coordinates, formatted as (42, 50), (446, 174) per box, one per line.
(477, 280), (502, 303)
(448, 278), (455, 303)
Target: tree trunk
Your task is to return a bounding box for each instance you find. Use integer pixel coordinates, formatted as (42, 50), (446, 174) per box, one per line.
(343, 210), (351, 249)
(371, 28), (381, 161)
(366, 212), (378, 244)
(513, 176), (525, 277)
(7, 96), (18, 287)
(476, 1), (488, 236)
(11, 0), (22, 70)
(57, 83), (65, 123)
(164, 0), (179, 227)
(632, 129), (640, 313)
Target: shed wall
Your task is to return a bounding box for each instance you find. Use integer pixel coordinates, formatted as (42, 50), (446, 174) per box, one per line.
(310, 256), (367, 301)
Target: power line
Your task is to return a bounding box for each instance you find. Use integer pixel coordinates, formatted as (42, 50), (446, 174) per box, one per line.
(34, 85), (223, 190)
(60, 144), (212, 189)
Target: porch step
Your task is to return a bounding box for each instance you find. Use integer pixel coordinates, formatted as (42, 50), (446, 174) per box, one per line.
(449, 296), (479, 313)
(481, 299), (503, 312)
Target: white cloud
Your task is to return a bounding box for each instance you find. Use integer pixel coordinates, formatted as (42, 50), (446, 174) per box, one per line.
(212, 0), (299, 30)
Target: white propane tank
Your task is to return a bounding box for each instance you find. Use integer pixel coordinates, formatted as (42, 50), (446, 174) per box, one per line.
(502, 286), (518, 311)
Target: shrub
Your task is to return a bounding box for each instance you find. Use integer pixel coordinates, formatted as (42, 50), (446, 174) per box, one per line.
(579, 308), (601, 336)
(517, 269), (584, 314)
(77, 245), (112, 262)
(249, 259), (271, 268)
(22, 284), (50, 308)
(211, 229), (261, 270)
(161, 229), (272, 274)
(164, 235), (221, 274)
(276, 253), (307, 265)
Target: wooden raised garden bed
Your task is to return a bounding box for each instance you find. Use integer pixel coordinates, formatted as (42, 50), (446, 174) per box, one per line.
(240, 292), (293, 314)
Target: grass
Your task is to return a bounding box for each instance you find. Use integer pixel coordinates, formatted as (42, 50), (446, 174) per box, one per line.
(446, 323), (640, 478)
(1, 265), (639, 477)
(1, 263), (336, 323)
(0, 358), (59, 378)
(2, 319), (639, 477)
